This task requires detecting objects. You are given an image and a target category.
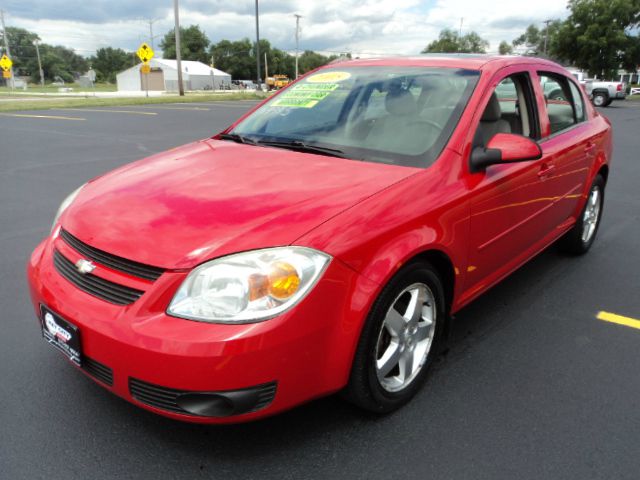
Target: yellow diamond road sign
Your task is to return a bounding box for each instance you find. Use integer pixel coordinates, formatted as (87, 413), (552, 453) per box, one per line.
(136, 43), (154, 63)
(0, 54), (12, 72)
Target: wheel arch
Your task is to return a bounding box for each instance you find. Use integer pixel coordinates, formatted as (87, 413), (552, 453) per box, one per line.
(597, 163), (609, 184)
(340, 245), (459, 382)
(409, 249), (456, 314)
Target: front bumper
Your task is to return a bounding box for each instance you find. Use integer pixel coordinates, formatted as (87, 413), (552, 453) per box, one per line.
(27, 235), (376, 423)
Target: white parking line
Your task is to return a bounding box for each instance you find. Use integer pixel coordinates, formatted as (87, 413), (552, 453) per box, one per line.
(0, 113), (86, 121)
(147, 106), (210, 111)
(63, 108), (157, 116)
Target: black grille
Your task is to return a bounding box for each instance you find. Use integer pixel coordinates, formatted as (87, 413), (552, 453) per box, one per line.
(53, 250), (144, 305)
(60, 229), (164, 281)
(129, 377), (277, 417)
(82, 356), (114, 386)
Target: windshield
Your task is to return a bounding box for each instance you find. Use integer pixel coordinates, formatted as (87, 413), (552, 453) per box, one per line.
(229, 66), (479, 168)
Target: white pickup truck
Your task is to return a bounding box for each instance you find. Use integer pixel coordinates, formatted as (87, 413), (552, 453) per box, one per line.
(569, 70), (626, 107)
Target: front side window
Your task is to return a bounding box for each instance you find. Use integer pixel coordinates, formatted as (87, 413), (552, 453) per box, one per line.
(230, 66), (480, 168)
(474, 72), (538, 148)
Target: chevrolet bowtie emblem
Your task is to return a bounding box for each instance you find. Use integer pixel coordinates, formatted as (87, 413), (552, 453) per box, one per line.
(75, 258), (96, 274)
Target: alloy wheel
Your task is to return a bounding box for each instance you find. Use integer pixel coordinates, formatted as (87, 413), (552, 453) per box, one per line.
(374, 283), (436, 393)
(582, 185), (601, 243)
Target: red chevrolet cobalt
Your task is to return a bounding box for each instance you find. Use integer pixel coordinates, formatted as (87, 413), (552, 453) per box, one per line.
(28, 55), (611, 423)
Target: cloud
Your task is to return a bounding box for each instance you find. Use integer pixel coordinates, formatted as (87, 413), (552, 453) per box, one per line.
(3, 0), (170, 23)
(2, 0), (571, 57)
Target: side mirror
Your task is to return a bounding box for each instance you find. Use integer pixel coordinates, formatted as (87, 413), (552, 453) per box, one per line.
(470, 133), (542, 172)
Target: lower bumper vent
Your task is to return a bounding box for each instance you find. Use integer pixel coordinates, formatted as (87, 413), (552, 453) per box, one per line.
(129, 377), (277, 417)
(82, 357), (114, 386)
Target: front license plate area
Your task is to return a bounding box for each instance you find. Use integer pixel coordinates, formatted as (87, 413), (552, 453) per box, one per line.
(40, 305), (82, 366)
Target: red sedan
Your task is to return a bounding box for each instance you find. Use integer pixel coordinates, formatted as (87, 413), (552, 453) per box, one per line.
(28, 55), (611, 423)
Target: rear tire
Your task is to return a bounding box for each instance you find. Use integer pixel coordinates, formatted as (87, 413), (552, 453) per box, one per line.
(559, 174), (605, 255)
(343, 261), (446, 413)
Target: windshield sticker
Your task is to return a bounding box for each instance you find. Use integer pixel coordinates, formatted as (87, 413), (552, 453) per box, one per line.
(306, 71), (351, 83)
(271, 83), (339, 108)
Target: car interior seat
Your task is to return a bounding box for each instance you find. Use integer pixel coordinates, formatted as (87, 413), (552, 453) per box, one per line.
(474, 93), (511, 147)
(365, 88), (439, 157)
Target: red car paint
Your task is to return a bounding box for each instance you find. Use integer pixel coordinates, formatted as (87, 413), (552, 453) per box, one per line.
(27, 55), (612, 423)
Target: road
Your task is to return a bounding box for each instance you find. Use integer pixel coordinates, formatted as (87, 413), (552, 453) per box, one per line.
(1, 101), (639, 479)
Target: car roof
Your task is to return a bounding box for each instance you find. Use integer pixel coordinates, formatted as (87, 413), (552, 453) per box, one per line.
(325, 54), (563, 73)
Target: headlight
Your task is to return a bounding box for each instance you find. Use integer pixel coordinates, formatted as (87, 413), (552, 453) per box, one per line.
(51, 184), (85, 232)
(167, 247), (331, 323)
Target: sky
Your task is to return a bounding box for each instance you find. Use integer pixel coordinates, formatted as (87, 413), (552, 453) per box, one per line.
(1, 0), (570, 58)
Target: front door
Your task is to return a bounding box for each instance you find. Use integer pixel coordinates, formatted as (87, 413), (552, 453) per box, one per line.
(463, 68), (557, 300)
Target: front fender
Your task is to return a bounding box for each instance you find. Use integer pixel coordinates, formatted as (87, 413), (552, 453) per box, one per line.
(297, 166), (471, 314)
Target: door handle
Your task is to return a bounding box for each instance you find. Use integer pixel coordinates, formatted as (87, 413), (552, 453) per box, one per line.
(538, 163), (556, 179)
(584, 142), (597, 154)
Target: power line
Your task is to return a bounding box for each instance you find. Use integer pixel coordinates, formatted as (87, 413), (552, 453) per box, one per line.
(145, 18), (161, 50)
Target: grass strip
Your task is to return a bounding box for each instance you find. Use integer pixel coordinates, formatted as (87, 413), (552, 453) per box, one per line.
(0, 92), (266, 112)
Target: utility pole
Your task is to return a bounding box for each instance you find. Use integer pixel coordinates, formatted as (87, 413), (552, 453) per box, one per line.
(543, 19), (552, 56)
(255, 0), (262, 90)
(264, 52), (268, 84)
(0, 9), (15, 89)
(294, 14), (302, 79)
(210, 55), (215, 90)
(147, 18), (160, 50)
(459, 17), (463, 38)
(173, 0), (184, 96)
(33, 39), (44, 86)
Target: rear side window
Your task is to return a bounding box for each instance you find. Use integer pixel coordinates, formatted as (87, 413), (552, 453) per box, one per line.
(568, 81), (586, 122)
(538, 72), (581, 135)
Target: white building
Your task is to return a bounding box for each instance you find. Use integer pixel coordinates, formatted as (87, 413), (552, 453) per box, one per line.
(116, 59), (232, 92)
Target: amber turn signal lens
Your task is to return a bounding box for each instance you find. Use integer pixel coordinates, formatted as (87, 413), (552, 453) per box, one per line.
(268, 262), (301, 299)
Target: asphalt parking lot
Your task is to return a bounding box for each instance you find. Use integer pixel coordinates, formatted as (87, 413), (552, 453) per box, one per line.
(1, 100), (639, 479)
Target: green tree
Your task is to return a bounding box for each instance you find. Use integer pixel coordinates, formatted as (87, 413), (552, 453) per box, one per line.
(89, 47), (136, 82)
(268, 47), (295, 78)
(50, 45), (88, 75)
(512, 24), (542, 54)
(209, 38), (255, 79)
(0, 27), (40, 74)
(554, 0), (640, 78)
(422, 29), (489, 54)
(297, 50), (338, 74)
(498, 41), (514, 55)
(208, 38), (337, 81)
(512, 21), (563, 57)
(160, 25), (210, 63)
(0, 27), (87, 82)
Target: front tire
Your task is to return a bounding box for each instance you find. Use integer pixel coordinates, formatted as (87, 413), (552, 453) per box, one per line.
(344, 261), (446, 413)
(559, 174), (605, 255)
(592, 92), (609, 107)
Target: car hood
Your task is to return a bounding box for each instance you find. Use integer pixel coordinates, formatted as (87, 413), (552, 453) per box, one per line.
(62, 140), (417, 269)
